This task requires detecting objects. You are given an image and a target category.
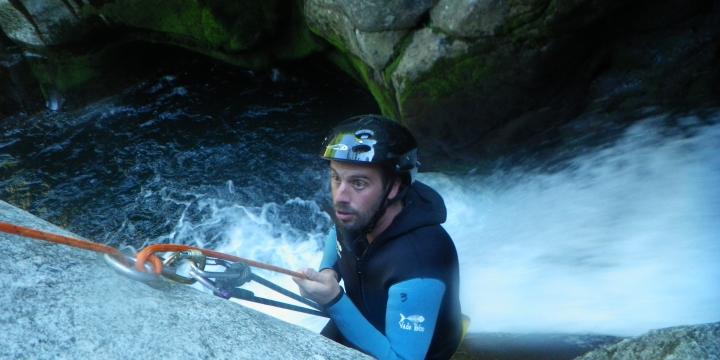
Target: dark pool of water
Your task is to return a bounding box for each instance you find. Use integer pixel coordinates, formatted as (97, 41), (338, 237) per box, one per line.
(0, 57), (378, 246)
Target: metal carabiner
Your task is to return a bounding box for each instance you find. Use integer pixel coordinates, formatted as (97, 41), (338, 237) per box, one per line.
(160, 249), (207, 284)
(103, 252), (162, 284)
(189, 261), (253, 288)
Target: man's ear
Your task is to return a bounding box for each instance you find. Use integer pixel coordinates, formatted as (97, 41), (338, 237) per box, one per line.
(387, 177), (401, 200)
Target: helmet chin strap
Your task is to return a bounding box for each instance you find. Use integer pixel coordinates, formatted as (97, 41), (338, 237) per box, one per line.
(362, 179), (408, 238)
(339, 178), (410, 256)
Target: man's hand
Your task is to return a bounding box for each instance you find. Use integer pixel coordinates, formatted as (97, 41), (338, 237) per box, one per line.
(292, 268), (341, 306)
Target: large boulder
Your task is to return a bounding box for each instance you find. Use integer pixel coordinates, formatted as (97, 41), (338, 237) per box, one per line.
(304, 0), (408, 72)
(0, 0), (89, 46)
(92, 0), (278, 55)
(2, 0), (719, 166)
(305, 0), (720, 166)
(0, 0), (290, 54)
(574, 322), (720, 360)
(430, 0), (541, 38)
(0, 200), (369, 359)
(330, 0), (434, 32)
(0, 0), (322, 114)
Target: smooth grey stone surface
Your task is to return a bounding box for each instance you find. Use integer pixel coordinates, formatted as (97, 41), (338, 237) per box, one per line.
(391, 28), (469, 100)
(335, 0), (433, 31)
(305, 0), (407, 71)
(574, 322), (720, 360)
(0, 0), (82, 46)
(0, 200), (369, 360)
(431, 0), (511, 37)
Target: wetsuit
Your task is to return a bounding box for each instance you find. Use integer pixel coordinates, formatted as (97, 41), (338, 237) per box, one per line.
(319, 181), (462, 359)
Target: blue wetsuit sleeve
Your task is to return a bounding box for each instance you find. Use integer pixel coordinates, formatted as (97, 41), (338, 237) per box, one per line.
(326, 278), (445, 360)
(318, 227), (338, 272)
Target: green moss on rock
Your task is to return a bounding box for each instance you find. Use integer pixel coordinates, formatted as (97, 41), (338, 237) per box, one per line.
(401, 53), (494, 106)
(94, 0), (279, 53)
(29, 51), (100, 94)
(351, 56), (398, 119)
(329, 51), (398, 119)
(84, 0), (320, 67)
(271, 0), (324, 60)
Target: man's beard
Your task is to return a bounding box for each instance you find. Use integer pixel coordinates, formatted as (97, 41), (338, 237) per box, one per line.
(333, 196), (383, 233)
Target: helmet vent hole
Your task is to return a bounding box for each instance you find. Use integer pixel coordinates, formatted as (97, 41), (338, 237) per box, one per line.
(352, 144), (372, 153)
(355, 129), (375, 139)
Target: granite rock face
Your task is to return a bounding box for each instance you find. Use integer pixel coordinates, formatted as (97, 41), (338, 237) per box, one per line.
(304, 0), (407, 72)
(574, 322), (720, 360)
(0, 200), (369, 360)
(1, 0), (719, 167)
(0, 0), (319, 114)
(0, 0), (87, 46)
(305, 0), (720, 166)
(0, 0), (282, 52)
(331, 0), (435, 32)
(431, 0), (515, 37)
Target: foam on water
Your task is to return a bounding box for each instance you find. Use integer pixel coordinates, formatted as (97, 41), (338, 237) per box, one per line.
(188, 112), (720, 336)
(148, 192), (334, 331)
(423, 114), (720, 335)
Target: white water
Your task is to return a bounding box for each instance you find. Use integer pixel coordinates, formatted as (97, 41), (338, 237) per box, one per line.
(162, 112), (720, 336)
(428, 114), (720, 335)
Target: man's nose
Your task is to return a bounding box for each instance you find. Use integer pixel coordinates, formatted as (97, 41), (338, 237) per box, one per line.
(334, 181), (351, 203)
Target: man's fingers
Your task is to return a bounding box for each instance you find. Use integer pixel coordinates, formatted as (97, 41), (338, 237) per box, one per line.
(293, 268), (320, 286)
(302, 268), (320, 281)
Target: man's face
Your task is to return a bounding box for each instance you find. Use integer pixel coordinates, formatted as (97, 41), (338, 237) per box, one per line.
(330, 160), (386, 232)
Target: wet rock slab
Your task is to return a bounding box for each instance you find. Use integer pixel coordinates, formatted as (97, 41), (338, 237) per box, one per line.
(575, 322), (720, 360)
(0, 200), (369, 359)
(453, 322), (720, 360)
(453, 332), (624, 360)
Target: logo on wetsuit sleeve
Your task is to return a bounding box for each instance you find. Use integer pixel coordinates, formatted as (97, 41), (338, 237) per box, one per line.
(399, 314), (425, 332)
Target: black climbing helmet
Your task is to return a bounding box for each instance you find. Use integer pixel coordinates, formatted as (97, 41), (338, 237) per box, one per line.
(321, 114), (419, 184)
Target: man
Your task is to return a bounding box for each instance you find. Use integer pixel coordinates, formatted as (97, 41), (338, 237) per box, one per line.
(293, 115), (463, 359)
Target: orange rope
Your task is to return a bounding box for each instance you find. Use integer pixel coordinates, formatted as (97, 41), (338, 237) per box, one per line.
(0, 221), (163, 271)
(0, 221), (306, 279)
(1, 221), (119, 256)
(135, 244), (308, 279)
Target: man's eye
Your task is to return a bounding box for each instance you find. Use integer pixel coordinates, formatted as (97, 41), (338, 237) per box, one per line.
(353, 180), (366, 189)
